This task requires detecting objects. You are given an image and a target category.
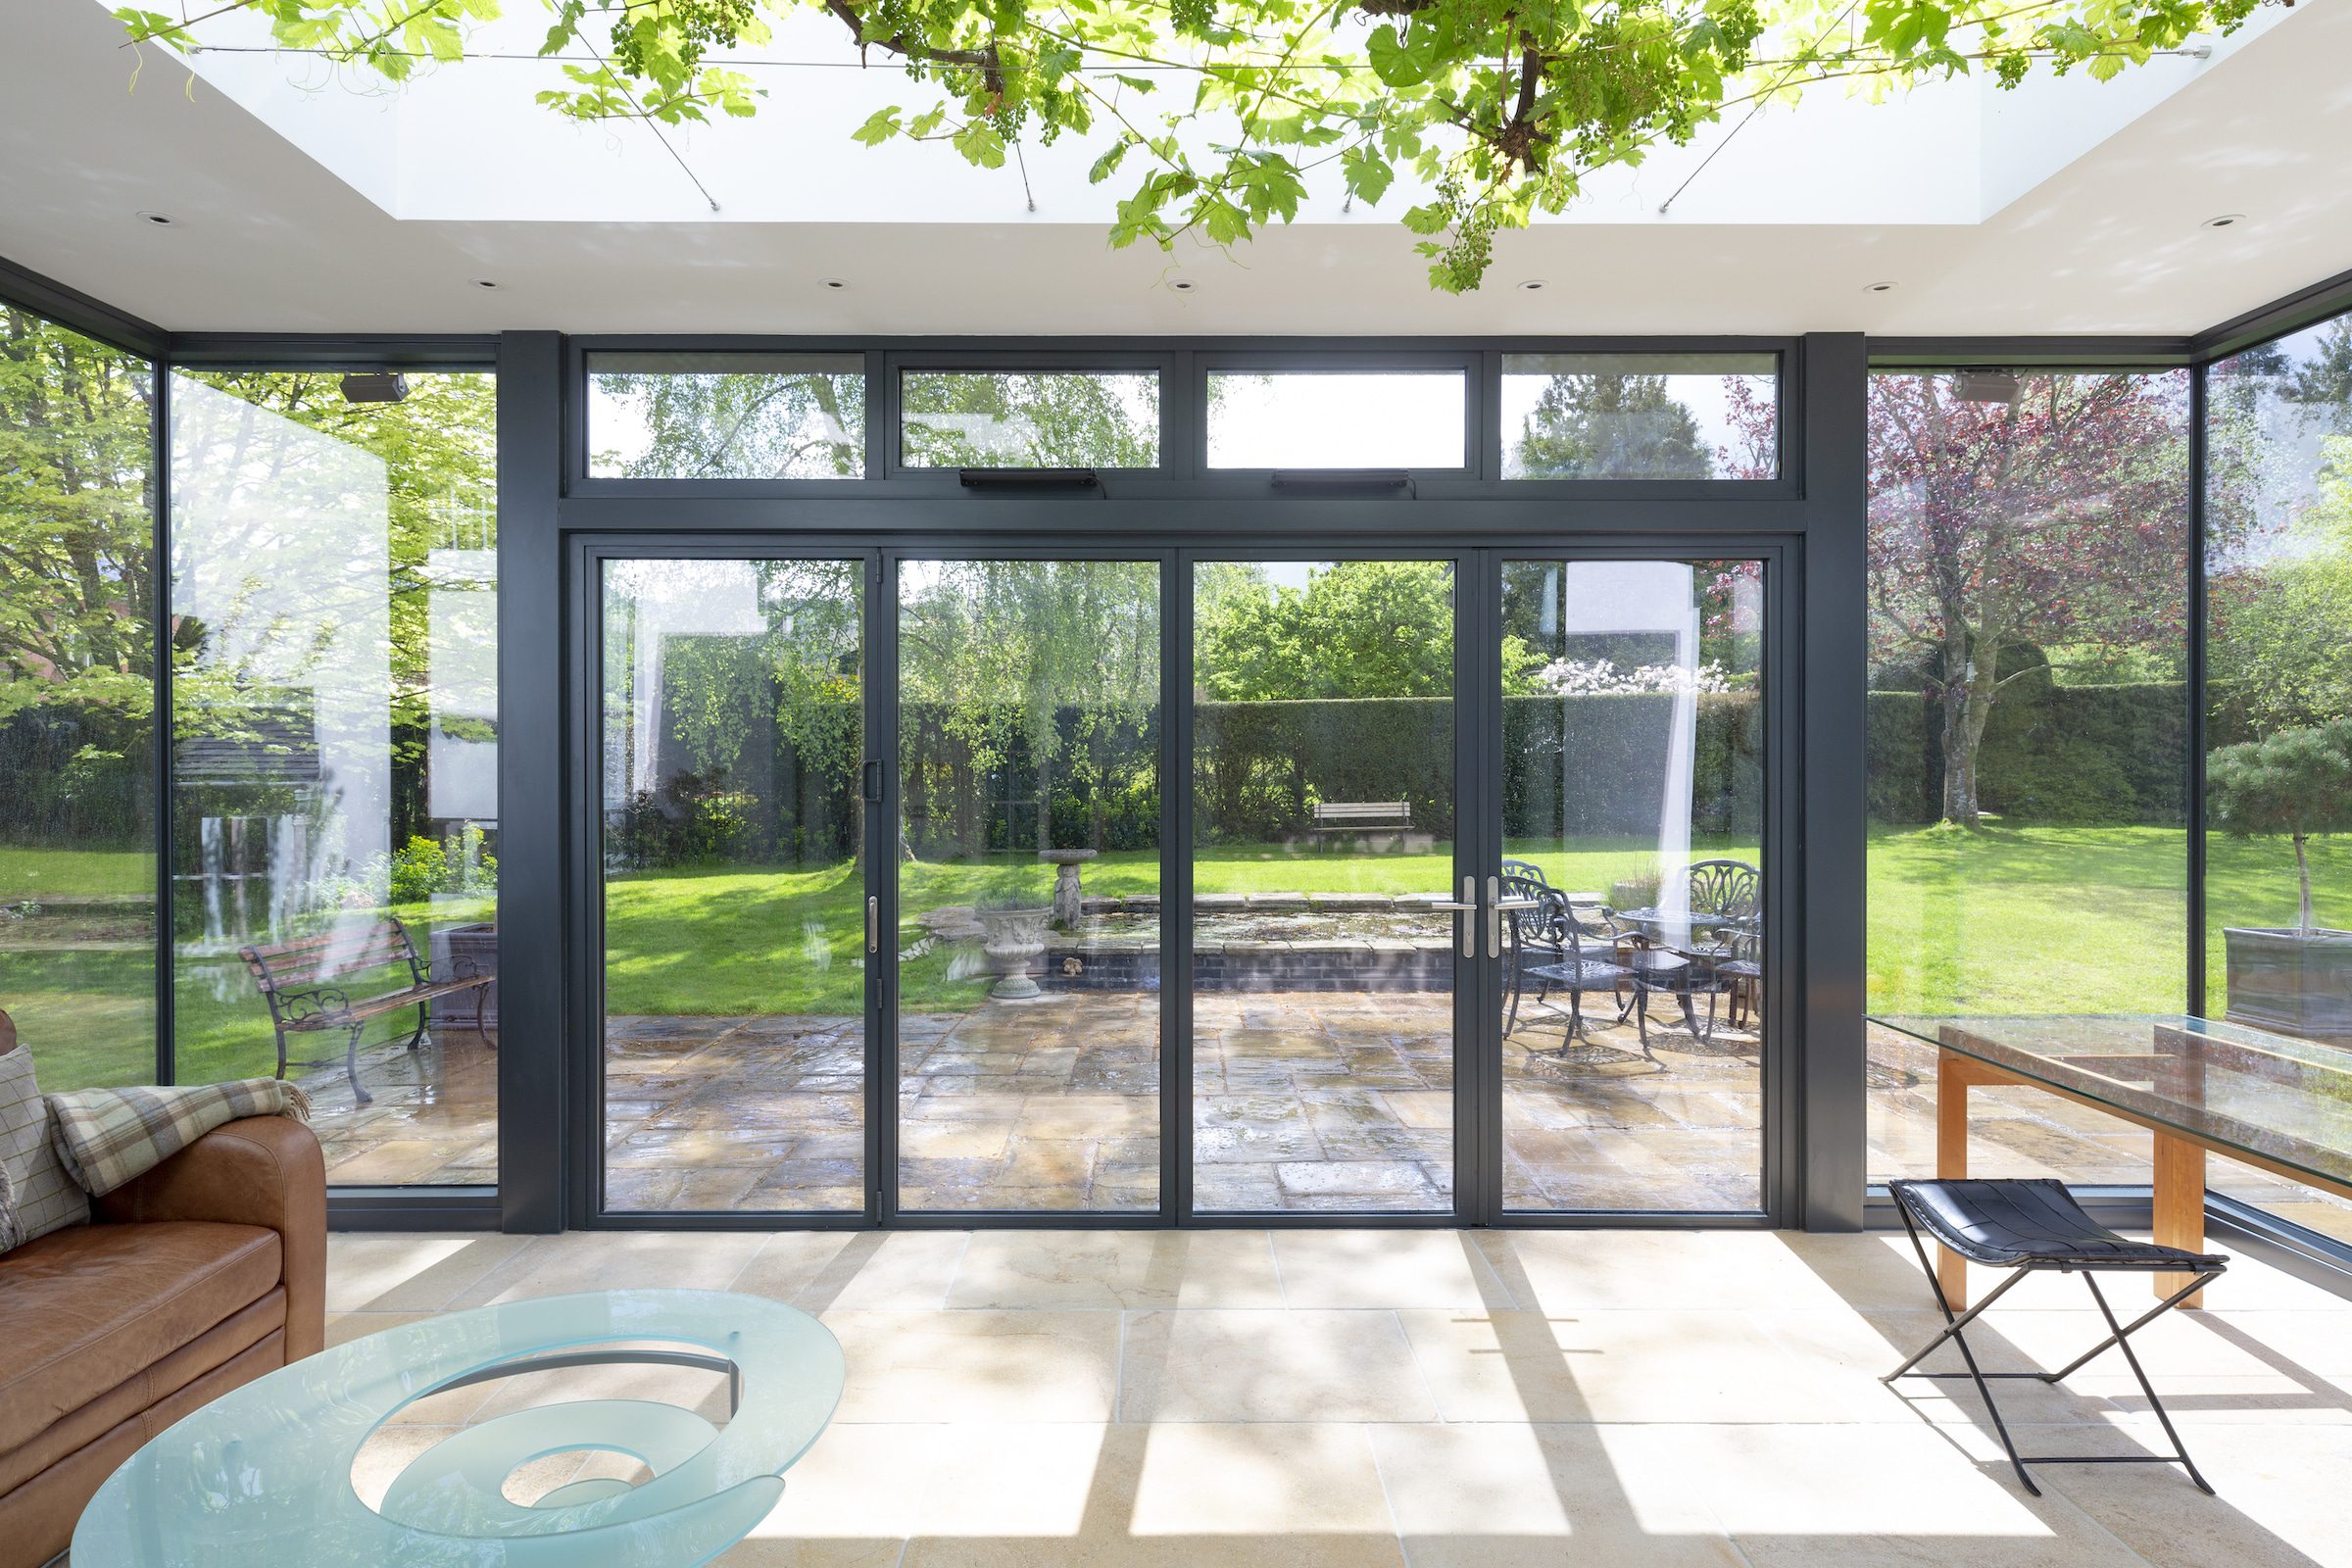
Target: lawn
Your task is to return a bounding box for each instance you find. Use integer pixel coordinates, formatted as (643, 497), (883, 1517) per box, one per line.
(7, 826), (2349, 1093)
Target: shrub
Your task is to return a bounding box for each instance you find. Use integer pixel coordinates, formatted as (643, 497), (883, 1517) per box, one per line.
(2208, 718), (2352, 932)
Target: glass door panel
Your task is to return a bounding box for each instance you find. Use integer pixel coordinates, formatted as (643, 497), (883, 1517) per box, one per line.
(895, 560), (1163, 1212)
(1496, 559), (1766, 1212)
(1191, 560), (1458, 1213)
(598, 558), (868, 1213)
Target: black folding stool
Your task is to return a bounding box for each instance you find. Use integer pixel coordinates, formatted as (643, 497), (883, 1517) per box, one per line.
(1884, 1178), (2229, 1496)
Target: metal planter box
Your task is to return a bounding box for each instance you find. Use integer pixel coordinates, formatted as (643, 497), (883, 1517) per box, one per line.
(2223, 925), (2352, 1041)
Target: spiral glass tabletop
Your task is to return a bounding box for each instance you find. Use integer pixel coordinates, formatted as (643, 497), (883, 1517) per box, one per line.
(72, 1289), (845, 1568)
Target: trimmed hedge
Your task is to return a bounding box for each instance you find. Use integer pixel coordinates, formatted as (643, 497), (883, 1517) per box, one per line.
(1866, 678), (2238, 825)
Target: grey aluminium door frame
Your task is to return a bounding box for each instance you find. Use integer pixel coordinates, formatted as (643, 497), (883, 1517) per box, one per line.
(552, 528), (1812, 1233)
(498, 328), (1869, 1234)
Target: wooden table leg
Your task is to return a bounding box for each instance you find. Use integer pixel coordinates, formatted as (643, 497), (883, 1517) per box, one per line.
(2154, 1133), (2207, 1308)
(1935, 1047), (1971, 1310)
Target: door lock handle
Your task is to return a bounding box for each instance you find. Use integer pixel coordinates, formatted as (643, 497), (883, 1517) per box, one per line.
(1426, 875), (1477, 958)
(1487, 875), (1502, 959)
(866, 896), (879, 955)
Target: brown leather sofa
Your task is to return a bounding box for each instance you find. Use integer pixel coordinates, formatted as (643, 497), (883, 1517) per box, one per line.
(0, 1017), (326, 1568)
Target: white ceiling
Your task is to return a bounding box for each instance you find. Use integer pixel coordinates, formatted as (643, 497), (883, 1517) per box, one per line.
(2, 0), (2346, 337)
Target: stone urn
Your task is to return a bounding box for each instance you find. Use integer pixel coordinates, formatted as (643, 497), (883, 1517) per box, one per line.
(1038, 849), (1099, 929)
(2223, 926), (2352, 1040)
(977, 905), (1053, 1000)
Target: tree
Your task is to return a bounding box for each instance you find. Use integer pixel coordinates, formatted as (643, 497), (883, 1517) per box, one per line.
(593, 364), (860, 478)
(0, 308), (155, 846)
(1514, 373), (1710, 479)
(2206, 438), (2352, 736)
(1860, 371), (2242, 828)
(898, 559), (1159, 860)
(169, 369), (500, 849)
(114, 0), (2279, 293)
(2207, 718), (2352, 933)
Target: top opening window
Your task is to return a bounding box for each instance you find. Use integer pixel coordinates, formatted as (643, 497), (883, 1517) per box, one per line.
(1501, 354), (1778, 480)
(1206, 369), (1468, 469)
(587, 352), (864, 480)
(899, 370), (1160, 468)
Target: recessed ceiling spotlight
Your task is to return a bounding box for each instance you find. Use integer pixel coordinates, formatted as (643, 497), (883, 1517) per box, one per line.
(468, 277), (501, 290)
(2202, 214), (2245, 229)
(1865, 280), (1897, 293)
(819, 277), (851, 291)
(1517, 279), (1547, 292)
(135, 211), (174, 227)
(1169, 278), (1197, 293)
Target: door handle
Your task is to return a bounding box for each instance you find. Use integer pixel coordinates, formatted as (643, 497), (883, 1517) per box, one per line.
(1487, 875), (1502, 959)
(866, 896), (879, 955)
(1427, 875), (1477, 958)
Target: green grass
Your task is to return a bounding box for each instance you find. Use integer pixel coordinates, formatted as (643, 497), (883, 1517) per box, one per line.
(600, 835), (1728, 1020)
(7, 827), (2349, 1093)
(0, 845), (153, 899)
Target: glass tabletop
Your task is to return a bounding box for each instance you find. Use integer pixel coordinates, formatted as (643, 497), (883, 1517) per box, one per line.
(1873, 1013), (2352, 1194)
(72, 1288), (845, 1567)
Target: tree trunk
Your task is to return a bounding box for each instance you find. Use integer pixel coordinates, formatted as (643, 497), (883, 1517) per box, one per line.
(1938, 637), (2001, 827)
(2296, 830), (2314, 934)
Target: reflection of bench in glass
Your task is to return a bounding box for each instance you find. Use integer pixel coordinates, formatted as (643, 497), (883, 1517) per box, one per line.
(241, 918), (494, 1104)
(1308, 802), (1413, 851)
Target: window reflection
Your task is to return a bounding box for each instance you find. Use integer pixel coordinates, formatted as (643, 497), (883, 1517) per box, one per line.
(170, 369), (499, 1185)
(0, 307), (158, 1090)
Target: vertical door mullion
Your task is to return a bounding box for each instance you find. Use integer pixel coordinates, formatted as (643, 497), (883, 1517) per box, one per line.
(1473, 547), (1507, 1225)
(870, 550), (899, 1225)
(1448, 548), (1482, 1223)
(1163, 552), (1193, 1224)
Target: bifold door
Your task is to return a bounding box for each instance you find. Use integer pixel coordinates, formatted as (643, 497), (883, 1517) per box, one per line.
(583, 546), (1771, 1222)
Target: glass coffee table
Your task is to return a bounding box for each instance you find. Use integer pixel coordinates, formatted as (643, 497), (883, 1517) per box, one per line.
(73, 1289), (844, 1567)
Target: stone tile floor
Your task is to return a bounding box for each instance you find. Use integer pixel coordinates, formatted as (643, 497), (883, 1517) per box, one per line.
(298, 998), (2350, 1241)
(600, 989), (1765, 1214)
(307, 1224), (2352, 1568)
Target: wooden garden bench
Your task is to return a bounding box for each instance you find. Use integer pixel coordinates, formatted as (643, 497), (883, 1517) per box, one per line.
(240, 918), (493, 1104)
(1308, 802), (1413, 840)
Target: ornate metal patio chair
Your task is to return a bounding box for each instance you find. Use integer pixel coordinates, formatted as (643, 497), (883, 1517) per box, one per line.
(1503, 881), (1651, 1064)
(1884, 1178), (2229, 1496)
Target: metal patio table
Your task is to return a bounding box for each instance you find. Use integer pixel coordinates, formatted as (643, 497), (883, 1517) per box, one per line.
(1872, 1013), (2352, 1310)
(73, 1289), (844, 1567)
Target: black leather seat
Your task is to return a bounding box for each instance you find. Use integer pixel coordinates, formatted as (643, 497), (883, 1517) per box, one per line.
(1889, 1178), (2229, 1271)
(1883, 1176), (2229, 1497)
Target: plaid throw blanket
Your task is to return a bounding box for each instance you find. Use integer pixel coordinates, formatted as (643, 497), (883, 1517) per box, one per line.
(45, 1079), (310, 1198)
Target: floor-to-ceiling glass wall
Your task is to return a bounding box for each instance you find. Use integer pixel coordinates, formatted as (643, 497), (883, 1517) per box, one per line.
(1860, 368), (2193, 1187)
(1495, 558), (1768, 1212)
(895, 558), (1162, 1212)
(1190, 559), (1459, 1214)
(169, 366), (500, 1186)
(597, 556), (868, 1213)
(2204, 311), (2352, 1244)
(0, 307), (158, 1093)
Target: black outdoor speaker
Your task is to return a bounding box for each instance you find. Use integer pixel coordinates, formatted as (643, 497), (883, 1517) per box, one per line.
(339, 371), (410, 404)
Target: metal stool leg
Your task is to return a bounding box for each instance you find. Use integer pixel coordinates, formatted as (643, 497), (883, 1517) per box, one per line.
(1885, 1201), (2042, 1494)
(2083, 1273), (2217, 1495)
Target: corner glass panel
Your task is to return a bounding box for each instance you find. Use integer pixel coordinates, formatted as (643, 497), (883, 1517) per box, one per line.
(1861, 368), (2191, 1190)
(1498, 559), (1766, 1211)
(2204, 315), (2352, 1244)
(0, 307), (159, 1091)
(896, 559), (1162, 1212)
(598, 559), (866, 1213)
(1204, 370), (1467, 469)
(169, 368), (499, 1186)
(1191, 560), (1455, 1213)
(587, 353), (864, 479)
(899, 371), (1158, 468)
(1501, 354), (1779, 479)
